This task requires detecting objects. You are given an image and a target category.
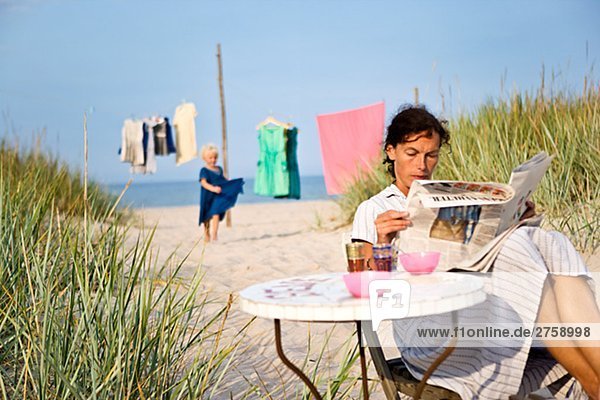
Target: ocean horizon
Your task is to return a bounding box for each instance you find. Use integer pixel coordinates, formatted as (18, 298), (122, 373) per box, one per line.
(105, 175), (333, 209)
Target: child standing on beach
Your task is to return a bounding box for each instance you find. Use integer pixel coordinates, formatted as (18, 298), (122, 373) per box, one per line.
(199, 144), (244, 242)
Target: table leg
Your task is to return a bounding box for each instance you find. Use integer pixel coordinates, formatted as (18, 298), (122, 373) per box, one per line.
(356, 321), (370, 400)
(274, 319), (323, 400)
(414, 311), (459, 399)
(362, 320), (401, 400)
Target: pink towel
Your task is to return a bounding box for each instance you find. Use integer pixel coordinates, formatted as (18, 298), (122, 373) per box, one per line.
(316, 102), (385, 195)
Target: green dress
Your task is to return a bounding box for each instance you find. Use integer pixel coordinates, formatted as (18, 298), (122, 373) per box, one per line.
(254, 125), (289, 197)
(284, 127), (300, 199)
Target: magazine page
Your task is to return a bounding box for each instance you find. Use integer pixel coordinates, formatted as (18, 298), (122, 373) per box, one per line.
(397, 180), (514, 270)
(496, 151), (554, 234)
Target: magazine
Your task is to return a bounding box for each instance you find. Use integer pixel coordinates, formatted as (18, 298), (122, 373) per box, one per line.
(395, 152), (553, 272)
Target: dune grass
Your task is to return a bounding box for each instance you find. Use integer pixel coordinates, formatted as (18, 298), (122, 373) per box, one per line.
(0, 139), (118, 221)
(244, 326), (363, 400)
(0, 136), (368, 399)
(339, 83), (600, 252)
(0, 142), (241, 398)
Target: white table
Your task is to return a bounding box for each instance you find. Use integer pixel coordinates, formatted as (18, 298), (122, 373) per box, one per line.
(239, 272), (486, 400)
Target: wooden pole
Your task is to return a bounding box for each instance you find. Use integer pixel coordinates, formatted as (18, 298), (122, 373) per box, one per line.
(414, 87), (419, 105)
(216, 43), (231, 227)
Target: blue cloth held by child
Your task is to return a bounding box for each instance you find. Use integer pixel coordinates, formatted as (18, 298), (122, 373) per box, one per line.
(199, 167), (244, 224)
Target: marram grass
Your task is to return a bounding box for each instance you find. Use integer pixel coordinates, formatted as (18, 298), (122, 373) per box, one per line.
(0, 139), (118, 221)
(339, 85), (600, 252)
(0, 141), (365, 399)
(0, 143), (241, 398)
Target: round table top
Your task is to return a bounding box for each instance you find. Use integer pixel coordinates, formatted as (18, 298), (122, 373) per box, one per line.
(239, 272), (486, 322)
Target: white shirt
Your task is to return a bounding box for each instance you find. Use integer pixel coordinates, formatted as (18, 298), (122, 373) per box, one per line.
(173, 102), (199, 166)
(120, 119), (145, 165)
(351, 184), (407, 244)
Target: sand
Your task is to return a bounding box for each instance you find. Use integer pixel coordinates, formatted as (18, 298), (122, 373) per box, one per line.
(130, 200), (599, 399)
(130, 200), (374, 399)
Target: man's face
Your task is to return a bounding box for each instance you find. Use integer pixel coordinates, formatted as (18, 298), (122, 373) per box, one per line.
(385, 131), (441, 196)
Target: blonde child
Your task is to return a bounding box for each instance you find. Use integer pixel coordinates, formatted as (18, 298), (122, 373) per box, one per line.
(198, 144), (244, 242)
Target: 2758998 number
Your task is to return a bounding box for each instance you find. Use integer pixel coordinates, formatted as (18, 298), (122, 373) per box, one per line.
(533, 326), (591, 338)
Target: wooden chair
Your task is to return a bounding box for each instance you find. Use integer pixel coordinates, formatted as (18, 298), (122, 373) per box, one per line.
(365, 332), (577, 400)
(362, 320), (461, 400)
(386, 357), (461, 400)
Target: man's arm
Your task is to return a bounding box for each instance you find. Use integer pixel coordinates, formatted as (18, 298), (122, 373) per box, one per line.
(352, 210), (411, 270)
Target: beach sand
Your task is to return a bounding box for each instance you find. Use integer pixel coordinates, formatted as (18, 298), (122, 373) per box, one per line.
(130, 200), (600, 399)
(130, 200), (378, 399)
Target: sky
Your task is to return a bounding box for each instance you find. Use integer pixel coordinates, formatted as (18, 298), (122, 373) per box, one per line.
(0, 0), (598, 185)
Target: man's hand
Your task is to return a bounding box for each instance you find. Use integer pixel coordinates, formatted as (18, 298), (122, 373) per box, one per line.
(521, 200), (536, 220)
(375, 210), (411, 244)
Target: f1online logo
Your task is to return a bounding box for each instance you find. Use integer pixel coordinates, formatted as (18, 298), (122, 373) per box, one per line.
(369, 279), (411, 330)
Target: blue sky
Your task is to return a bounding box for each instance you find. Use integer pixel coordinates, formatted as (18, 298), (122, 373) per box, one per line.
(1, 0), (598, 185)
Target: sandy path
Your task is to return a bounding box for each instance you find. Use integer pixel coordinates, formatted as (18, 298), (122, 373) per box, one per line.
(130, 200), (384, 399)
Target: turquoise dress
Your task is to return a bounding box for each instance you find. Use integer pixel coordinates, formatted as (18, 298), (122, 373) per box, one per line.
(284, 127), (301, 199)
(199, 167), (244, 224)
(254, 125), (289, 197)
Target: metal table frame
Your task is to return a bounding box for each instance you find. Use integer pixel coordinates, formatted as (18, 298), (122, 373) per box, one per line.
(239, 272), (485, 399)
(274, 319), (370, 400)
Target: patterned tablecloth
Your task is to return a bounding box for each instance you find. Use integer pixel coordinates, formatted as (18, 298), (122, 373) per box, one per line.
(239, 272), (486, 322)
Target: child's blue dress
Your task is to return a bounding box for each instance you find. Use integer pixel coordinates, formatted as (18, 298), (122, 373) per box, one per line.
(199, 167), (244, 224)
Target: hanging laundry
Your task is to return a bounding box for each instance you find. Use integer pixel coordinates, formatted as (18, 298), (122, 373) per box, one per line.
(119, 115), (175, 175)
(153, 116), (176, 156)
(275, 126), (300, 199)
(254, 124), (288, 197)
(131, 120), (157, 174)
(120, 119), (145, 166)
(254, 117), (290, 197)
(173, 102), (199, 165)
(316, 101), (385, 195)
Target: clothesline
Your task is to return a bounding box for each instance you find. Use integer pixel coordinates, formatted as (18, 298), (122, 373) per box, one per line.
(117, 97), (386, 200)
(119, 102), (199, 175)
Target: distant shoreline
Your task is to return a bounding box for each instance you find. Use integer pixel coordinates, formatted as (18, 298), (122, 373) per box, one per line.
(104, 175), (336, 209)
(102, 174), (327, 187)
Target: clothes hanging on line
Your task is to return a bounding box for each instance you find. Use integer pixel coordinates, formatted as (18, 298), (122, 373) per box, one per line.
(173, 102), (199, 166)
(153, 116), (176, 156)
(131, 118), (157, 174)
(120, 119), (145, 166)
(254, 117), (300, 199)
(119, 115), (176, 175)
(316, 101), (385, 195)
(255, 124), (288, 197)
(276, 126), (300, 199)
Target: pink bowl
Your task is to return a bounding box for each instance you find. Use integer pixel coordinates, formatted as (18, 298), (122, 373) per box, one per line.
(343, 271), (392, 298)
(398, 251), (441, 275)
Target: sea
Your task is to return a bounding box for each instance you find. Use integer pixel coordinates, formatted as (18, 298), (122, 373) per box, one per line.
(105, 175), (333, 209)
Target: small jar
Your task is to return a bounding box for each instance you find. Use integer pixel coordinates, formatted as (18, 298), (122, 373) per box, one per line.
(345, 242), (365, 272)
(372, 243), (393, 272)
